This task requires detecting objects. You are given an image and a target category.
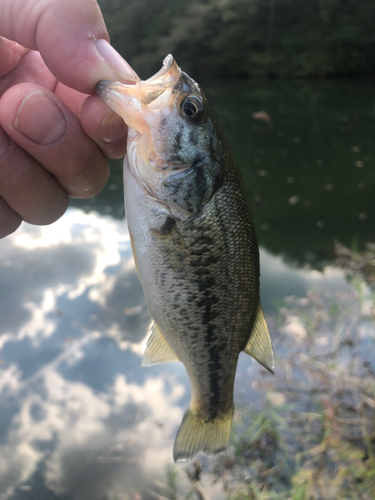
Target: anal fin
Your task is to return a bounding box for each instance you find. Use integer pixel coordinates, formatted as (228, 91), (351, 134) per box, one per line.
(243, 302), (274, 373)
(142, 322), (180, 366)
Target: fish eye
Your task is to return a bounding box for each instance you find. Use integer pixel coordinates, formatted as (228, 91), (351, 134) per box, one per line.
(180, 96), (204, 124)
(184, 101), (197, 117)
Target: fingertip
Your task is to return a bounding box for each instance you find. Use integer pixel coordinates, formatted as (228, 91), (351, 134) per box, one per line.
(97, 111), (128, 145)
(0, 197), (22, 239)
(0, 37), (27, 77)
(80, 95), (128, 159)
(24, 189), (69, 226)
(69, 169), (110, 199)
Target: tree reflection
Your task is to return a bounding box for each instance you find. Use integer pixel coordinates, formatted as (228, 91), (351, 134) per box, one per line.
(73, 79), (375, 269)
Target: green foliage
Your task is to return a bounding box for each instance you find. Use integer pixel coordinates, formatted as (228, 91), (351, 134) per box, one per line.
(99, 0), (375, 78)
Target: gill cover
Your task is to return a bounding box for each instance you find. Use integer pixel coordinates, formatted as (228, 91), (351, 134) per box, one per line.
(96, 55), (221, 215)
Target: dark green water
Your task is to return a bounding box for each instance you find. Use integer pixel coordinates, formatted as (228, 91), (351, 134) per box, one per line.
(74, 78), (375, 267)
(0, 79), (374, 499)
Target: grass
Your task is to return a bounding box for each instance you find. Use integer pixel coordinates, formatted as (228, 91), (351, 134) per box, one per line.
(222, 245), (375, 499)
(110, 244), (375, 500)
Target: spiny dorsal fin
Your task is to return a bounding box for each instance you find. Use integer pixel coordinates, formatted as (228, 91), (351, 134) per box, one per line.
(243, 302), (274, 373)
(142, 322), (180, 366)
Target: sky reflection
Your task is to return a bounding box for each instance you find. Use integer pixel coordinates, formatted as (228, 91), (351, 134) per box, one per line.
(0, 207), (355, 499)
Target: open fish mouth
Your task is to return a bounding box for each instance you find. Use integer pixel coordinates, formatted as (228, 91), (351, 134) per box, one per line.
(142, 54), (179, 87)
(95, 54), (181, 107)
(95, 55), (182, 133)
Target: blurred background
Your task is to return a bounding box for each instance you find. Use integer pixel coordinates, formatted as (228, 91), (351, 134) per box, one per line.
(0, 1), (375, 499)
(100, 0), (375, 80)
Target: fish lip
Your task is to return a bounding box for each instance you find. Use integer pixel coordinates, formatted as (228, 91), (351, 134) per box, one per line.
(95, 55), (181, 107)
(95, 79), (166, 109)
(95, 80), (112, 98)
(95, 80), (137, 99)
(95, 55), (179, 92)
(139, 54), (181, 105)
(95, 55), (182, 135)
(143, 54), (176, 85)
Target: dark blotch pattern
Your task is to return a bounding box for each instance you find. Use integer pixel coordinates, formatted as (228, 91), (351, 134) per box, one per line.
(159, 216), (176, 235)
(132, 71), (260, 422)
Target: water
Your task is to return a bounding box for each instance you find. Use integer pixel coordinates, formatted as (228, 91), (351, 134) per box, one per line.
(0, 79), (374, 499)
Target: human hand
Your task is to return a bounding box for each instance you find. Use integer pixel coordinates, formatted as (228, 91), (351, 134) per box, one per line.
(0, 0), (139, 238)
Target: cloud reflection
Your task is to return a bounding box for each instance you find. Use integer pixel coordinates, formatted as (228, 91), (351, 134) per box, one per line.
(0, 207), (353, 499)
(0, 209), (186, 499)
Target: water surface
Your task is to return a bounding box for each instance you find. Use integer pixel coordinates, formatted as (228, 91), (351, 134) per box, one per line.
(0, 79), (374, 499)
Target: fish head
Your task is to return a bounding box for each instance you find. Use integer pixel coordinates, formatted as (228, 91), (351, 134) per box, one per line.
(96, 55), (222, 215)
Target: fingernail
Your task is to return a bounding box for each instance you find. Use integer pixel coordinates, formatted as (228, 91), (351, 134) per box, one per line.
(97, 111), (127, 144)
(0, 127), (10, 157)
(96, 39), (140, 83)
(14, 91), (66, 145)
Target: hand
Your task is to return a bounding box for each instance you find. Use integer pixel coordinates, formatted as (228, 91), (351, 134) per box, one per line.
(0, 0), (139, 238)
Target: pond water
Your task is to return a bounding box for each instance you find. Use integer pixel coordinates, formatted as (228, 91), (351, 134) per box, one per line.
(0, 79), (374, 499)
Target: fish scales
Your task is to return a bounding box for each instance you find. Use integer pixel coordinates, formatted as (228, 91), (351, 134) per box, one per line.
(96, 55), (274, 462)
(151, 179), (259, 416)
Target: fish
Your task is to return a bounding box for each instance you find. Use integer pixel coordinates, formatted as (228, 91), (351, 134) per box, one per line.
(96, 55), (274, 462)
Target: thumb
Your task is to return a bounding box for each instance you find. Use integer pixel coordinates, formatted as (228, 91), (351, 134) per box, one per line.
(0, 0), (139, 93)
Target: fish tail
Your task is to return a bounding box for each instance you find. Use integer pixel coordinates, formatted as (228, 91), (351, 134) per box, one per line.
(173, 406), (233, 462)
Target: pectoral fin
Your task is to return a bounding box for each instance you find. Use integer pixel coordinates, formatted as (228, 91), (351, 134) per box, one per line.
(243, 302), (274, 373)
(142, 322), (180, 366)
(129, 230), (139, 275)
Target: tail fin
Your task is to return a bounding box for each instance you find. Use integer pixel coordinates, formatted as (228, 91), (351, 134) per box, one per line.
(173, 408), (233, 462)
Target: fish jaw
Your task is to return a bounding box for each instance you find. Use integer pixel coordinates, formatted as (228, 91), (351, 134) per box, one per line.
(95, 80), (148, 135)
(95, 78), (173, 195)
(95, 55), (182, 136)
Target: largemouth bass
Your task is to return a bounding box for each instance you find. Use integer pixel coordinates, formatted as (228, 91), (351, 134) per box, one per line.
(96, 55), (274, 462)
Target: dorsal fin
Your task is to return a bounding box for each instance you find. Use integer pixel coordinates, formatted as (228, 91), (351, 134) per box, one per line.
(243, 302), (274, 373)
(142, 322), (180, 366)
